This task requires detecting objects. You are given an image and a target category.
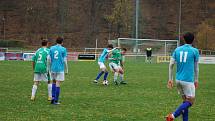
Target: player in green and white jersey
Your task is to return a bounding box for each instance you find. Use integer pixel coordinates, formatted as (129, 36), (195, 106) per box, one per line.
(30, 39), (52, 101)
(109, 48), (124, 85)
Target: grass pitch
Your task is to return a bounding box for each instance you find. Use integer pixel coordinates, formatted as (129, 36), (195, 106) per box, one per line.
(0, 61), (215, 121)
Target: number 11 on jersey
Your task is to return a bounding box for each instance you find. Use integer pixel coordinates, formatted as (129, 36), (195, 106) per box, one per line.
(180, 51), (188, 63)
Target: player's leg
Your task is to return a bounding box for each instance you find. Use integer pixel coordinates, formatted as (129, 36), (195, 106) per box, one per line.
(118, 67), (126, 84)
(31, 74), (40, 100)
(94, 62), (105, 83)
(47, 81), (52, 101)
(111, 63), (119, 85)
(31, 73), (40, 100)
(51, 73), (57, 104)
(168, 81), (195, 121)
(53, 73), (64, 104)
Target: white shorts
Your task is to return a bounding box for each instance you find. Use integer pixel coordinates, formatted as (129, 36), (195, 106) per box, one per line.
(109, 62), (120, 71)
(98, 62), (106, 69)
(51, 72), (65, 81)
(176, 80), (195, 98)
(34, 73), (48, 82)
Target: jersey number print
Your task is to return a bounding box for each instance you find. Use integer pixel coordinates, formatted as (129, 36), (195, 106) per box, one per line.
(54, 51), (59, 59)
(180, 51), (188, 63)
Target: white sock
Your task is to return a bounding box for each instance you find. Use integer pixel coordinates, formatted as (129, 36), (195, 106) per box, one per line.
(120, 74), (124, 81)
(114, 72), (118, 81)
(48, 84), (52, 97)
(31, 85), (37, 97)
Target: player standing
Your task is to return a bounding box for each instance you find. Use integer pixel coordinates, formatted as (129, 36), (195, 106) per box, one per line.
(93, 44), (116, 85)
(31, 39), (52, 101)
(146, 47), (152, 63)
(49, 37), (68, 105)
(166, 32), (199, 121)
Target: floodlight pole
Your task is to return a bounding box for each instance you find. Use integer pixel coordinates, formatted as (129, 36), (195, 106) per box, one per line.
(178, 0), (182, 47)
(135, 0), (139, 52)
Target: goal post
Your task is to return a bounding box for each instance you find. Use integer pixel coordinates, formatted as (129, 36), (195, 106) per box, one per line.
(109, 38), (178, 62)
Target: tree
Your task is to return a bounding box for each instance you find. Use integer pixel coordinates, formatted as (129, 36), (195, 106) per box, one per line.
(196, 19), (215, 50)
(104, 0), (133, 38)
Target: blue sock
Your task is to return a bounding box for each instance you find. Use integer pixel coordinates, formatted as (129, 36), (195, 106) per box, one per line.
(52, 83), (56, 100)
(95, 71), (104, 80)
(173, 101), (192, 118)
(104, 72), (108, 80)
(182, 108), (189, 121)
(55, 87), (60, 102)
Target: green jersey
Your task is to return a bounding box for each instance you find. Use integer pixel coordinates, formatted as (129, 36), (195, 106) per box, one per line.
(32, 47), (49, 73)
(110, 49), (121, 65)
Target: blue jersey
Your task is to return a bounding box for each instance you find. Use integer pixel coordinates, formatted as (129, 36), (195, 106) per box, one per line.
(98, 48), (109, 63)
(50, 44), (67, 72)
(172, 44), (199, 82)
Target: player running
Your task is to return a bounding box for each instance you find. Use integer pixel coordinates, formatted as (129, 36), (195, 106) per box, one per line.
(49, 37), (68, 105)
(93, 44), (116, 85)
(31, 39), (52, 101)
(166, 32), (199, 121)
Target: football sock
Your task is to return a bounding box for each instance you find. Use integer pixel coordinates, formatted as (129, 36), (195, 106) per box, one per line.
(95, 71), (104, 80)
(55, 87), (60, 102)
(31, 85), (37, 97)
(48, 84), (52, 98)
(119, 74), (124, 81)
(173, 101), (192, 118)
(182, 108), (189, 121)
(114, 72), (118, 81)
(52, 83), (56, 100)
(104, 72), (108, 80)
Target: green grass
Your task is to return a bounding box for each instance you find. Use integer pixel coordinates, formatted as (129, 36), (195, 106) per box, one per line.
(0, 61), (215, 121)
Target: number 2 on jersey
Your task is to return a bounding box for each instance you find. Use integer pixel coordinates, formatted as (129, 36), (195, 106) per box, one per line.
(54, 51), (59, 59)
(180, 51), (188, 62)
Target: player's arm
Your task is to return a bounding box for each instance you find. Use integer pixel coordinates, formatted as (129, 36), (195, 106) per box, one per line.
(106, 47), (119, 53)
(64, 49), (68, 74)
(47, 55), (51, 74)
(167, 57), (175, 89)
(32, 55), (35, 70)
(64, 57), (68, 74)
(194, 61), (199, 88)
(32, 61), (35, 70)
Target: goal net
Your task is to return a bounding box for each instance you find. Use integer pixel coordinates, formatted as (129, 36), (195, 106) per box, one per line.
(109, 38), (178, 62)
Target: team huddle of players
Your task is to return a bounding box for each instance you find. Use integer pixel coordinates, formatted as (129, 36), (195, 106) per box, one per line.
(30, 32), (199, 121)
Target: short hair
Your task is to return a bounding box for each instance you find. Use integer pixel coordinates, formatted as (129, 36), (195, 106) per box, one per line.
(56, 37), (64, 44)
(41, 39), (48, 46)
(183, 32), (194, 44)
(107, 44), (113, 49)
(122, 48), (127, 51)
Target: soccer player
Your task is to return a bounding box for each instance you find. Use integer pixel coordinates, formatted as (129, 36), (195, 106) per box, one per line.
(166, 32), (199, 121)
(119, 48), (127, 84)
(31, 39), (52, 101)
(108, 48), (122, 85)
(93, 44), (116, 85)
(49, 37), (68, 105)
(145, 47), (152, 63)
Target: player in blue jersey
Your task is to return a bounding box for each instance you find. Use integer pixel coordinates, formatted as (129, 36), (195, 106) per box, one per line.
(166, 32), (199, 121)
(93, 44), (116, 85)
(49, 37), (68, 105)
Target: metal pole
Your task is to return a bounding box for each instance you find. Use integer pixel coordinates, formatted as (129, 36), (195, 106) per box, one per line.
(178, 0), (182, 47)
(164, 42), (167, 56)
(95, 39), (98, 59)
(135, 0), (139, 55)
